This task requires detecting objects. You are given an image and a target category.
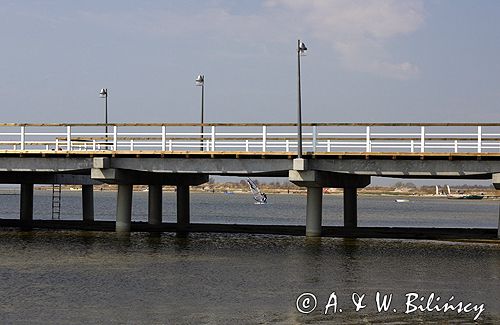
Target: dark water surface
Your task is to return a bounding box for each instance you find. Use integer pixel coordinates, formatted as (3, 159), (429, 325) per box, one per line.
(0, 191), (499, 324)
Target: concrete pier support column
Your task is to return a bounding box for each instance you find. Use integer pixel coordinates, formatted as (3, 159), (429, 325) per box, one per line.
(306, 187), (323, 237)
(116, 184), (133, 233)
(177, 185), (190, 234)
(344, 187), (358, 229)
(82, 185), (94, 223)
(497, 203), (500, 239)
(20, 183), (34, 230)
(148, 184), (162, 226)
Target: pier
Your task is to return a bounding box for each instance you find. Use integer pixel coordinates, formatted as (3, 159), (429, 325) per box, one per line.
(1, 122), (499, 239)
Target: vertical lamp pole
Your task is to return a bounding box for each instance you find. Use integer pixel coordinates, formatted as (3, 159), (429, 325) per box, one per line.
(297, 40), (307, 158)
(99, 88), (108, 142)
(195, 75), (205, 151)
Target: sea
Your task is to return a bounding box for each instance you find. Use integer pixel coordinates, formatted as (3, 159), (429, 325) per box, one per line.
(0, 191), (499, 324)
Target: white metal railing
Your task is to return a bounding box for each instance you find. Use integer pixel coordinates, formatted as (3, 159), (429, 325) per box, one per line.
(0, 123), (499, 154)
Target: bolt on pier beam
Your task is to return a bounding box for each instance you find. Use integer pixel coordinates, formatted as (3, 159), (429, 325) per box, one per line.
(148, 184), (163, 226)
(20, 183), (34, 230)
(344, 187), (358, 230)
(306, 187), (323, 237)
(176, 184), (190, 235)
(116, 184), (133, 233)
(82, 185), (94, 223)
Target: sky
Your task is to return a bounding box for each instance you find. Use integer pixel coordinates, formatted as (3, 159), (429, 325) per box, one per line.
(1, 0), (499, 125)
(1, 0), (499, 186)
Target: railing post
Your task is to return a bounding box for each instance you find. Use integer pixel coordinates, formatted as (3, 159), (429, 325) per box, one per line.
(168, 139), (172, 151)
(477, 126), (482, 153)
(420, 126), (425, 153)
(113, 126), (118, 150)
(66, 126), (72, 151)
(245, 140), (249, 152)
(262, 125), (267, 152)
(327, 139), (331, 153)
(92, 139), (96, 151)
(20, 126), (26, 150)
(285, 140), (290, 152)
(161, 126), (166, 151)
(211, 126), (216, 151)
(312, 125), (317, 152)
(410, 140), (414, 153)
(454, 140), (458, 153)
(130, 140), (134, 151)
(55, 138), (59, 151)
(365, 126), (371, 152)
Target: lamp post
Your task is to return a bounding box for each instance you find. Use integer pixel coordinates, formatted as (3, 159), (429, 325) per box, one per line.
(99, 88), (108, 142)
(195, 75), (205, 151)
(297, 40), (307, 157)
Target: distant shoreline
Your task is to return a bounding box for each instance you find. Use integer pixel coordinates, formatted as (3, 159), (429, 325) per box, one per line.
(1, 186), (498, 200)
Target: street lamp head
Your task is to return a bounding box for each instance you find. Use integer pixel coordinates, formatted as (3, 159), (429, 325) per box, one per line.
(298, 41), (307, 54)
(99, 88), (108, 98)
(195, 75), (204, 86)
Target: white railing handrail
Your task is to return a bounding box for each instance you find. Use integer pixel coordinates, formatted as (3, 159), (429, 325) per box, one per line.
(1, 122), (500, 127)
(0, 123), (499, 154)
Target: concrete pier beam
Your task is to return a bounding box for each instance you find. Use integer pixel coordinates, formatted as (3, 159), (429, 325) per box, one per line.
(344, 187), (358, 229)
(148, 184), (162, 226)
(20, 183), (34, 230)
(116, 184), (133, 233)
(177, 185), (190, 234)
(82, 185), (94, 223)
(306, 187), (323, 237)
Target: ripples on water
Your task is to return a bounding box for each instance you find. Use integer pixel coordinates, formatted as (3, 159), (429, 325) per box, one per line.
(0, 232), (498, 324)
(0, 191), (499, 324)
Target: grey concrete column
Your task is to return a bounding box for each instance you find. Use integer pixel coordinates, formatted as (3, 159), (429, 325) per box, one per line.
(306, 186), (323, 237)
(20, 183), (34, 230)
(344, 187), (358, 229)
(116, 184), (133, 233)
(498, 203), (500, 239)
(148, 184), (162, 226)
(177, 185), (190, 233)
(82, 185), (94, 223)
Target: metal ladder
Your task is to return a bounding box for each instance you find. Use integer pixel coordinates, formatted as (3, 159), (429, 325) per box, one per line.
(51, 184), (62, 220)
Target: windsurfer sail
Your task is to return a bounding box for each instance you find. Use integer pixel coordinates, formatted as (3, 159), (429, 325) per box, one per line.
(245, 177), (268, 204)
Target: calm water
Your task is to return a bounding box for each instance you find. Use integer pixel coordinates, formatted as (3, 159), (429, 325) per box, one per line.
(1, 190), (499, 228)
(0, 191), (499, 324)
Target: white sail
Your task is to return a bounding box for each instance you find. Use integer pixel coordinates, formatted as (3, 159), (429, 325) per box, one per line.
(245, 178), (268, 204)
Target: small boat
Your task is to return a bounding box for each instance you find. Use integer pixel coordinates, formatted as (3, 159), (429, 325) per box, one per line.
(462, 195), (484, 200)
(395, 199), (409, 203)
(447, 194), (484, 200)
(445, 185), (484, 200)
